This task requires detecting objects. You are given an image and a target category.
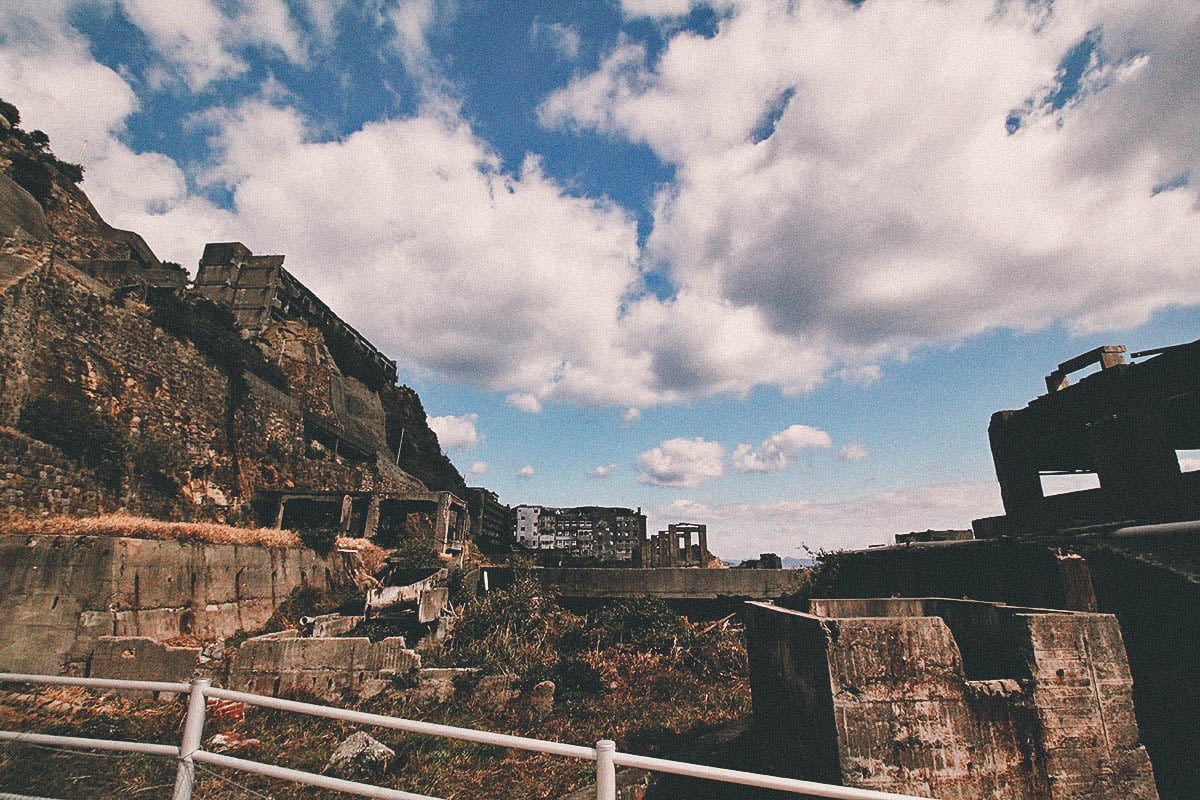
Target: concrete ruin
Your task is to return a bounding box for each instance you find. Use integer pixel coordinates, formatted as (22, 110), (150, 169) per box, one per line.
(983, 341), (1200, 535)
(744, 597), (1158, 800)
(227, 630), (420, 702)
(640, 522), (710, 568)
(0, 534), (346, 675)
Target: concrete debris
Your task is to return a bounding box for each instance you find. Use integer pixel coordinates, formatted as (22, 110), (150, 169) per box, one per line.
(207, 732), (261, 753)
(325, 731), (395, 778)
(528, 680), (556, 717)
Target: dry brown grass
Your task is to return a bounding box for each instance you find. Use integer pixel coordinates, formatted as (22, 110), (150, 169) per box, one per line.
(1, 515), (386, 568)
(1, 513), (302, 546)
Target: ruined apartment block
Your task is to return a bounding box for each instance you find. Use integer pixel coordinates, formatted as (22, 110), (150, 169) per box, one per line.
(513, 505), (646, 561)
(744, 597), (1158, 800)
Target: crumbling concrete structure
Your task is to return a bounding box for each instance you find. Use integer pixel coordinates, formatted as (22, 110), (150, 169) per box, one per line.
(744, 597), (1158, 800)
(0, 534), (345, 675)
(227, 630), (419, 702)
(640, 522), (709, 568)
(984, 341), (1200, 535)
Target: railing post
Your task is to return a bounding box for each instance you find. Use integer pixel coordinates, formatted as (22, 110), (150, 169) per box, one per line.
(595, 739), (616, 800)
(172, 677), (210, 800)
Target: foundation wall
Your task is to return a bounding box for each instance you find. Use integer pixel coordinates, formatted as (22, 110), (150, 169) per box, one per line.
(0, 534), (339, 674)
(744, 599), (1157, 800)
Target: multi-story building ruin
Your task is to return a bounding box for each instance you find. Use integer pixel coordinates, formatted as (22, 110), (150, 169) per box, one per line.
(514, 504), (645, 562)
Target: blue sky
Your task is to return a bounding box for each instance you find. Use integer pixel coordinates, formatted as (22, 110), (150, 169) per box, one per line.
(3, 0), (1199, 559)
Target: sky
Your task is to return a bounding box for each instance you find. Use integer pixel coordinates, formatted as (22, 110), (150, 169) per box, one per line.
(2, 0), (1199, 560)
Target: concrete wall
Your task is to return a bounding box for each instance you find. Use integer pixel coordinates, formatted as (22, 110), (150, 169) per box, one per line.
(227, 631), (419, 701)
(0, 534), (339, 674)
(817, 537), (1200, 800)
(744, 598), (1157, 800)
(529, 567), (810, 600)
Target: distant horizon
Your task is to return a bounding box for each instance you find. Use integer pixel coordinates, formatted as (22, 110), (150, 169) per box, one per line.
(3, 1), (1198, 561)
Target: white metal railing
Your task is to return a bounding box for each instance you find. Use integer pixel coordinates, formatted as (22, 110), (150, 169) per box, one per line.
(0, 672), (936, 800)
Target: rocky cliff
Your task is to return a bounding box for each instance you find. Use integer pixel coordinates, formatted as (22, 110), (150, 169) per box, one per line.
(0, 100), (466, 537)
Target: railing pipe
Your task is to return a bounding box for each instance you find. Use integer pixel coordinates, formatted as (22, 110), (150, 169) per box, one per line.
(0, 673), (190, 695)
(594, 739), (616, 800)
(191, 750), (440, 800)
(203, 686), (598, 760)
(612, 752), (935, 800)
(171, 678), (210, 800)
(0, 731), (178, 758)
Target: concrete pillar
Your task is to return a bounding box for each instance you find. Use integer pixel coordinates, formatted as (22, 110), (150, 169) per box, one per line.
(699, 527), (708, 568)
(989, 411), (1046, 532)
(1087, 409), (1183, 522)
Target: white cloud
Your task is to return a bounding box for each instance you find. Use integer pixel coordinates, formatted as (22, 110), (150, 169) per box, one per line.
(543, 0), (1200, 389)
(467, 460), (488, 476)
(840, 442), (869, 461)
(620, 407), (642, 425)
(620, 0), (697, 19)
(116, 0), (307, 91)
(426, 412), (479, 449)
(590, 463), (616, 478)
(518, 464), (536, 478)
(7, 0), (1200, 412)
(530, 19), (581, 61)
(506, 393), (543, 414)
(637, 436), (725, 487)
(647, 481), (1003, 560)
(732, 424), (833, 473)
(837, 365), (882, 387)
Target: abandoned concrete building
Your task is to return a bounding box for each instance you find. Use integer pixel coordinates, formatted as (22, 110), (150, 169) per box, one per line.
(981, 341), (1200, 536)
(514, 504), (646, 561)
(639, 522), (711, 567)
(745, 597), (1158, 800)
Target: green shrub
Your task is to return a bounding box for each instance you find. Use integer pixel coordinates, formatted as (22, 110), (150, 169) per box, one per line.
(297, 525), (339, 557)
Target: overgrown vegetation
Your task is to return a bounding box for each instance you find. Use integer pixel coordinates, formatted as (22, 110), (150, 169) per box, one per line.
(146, 291), (289, 393)
(0, 97), (84, 207)
(0, 579), (751, 800)
(297, 525), (340, 557)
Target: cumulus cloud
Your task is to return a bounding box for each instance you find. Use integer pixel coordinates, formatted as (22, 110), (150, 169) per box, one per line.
(518, 464), (536, 478)
(732, 424), (833, 473)
(427, 413), (480, 449)
(8, 0), (1200, 412)
(530, 19), (581, 61)
(590, 463), (617, 478)
(637, 436), (725, 487)
(506, 393), (543, 414)
(647, 481), (1003, 560)
(837, 365), (882, 387)
(620, 407), (642, 425)
(467, 460), (488, 476)
(543, 0), (1200, 385)
(840, 442), (869, 461)
(116, 0), (307, 91)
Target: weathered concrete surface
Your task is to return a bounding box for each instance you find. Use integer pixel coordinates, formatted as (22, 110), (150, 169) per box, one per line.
(0, 534), (340, 674)
(816, 537), (1200, 800)
(745, 598), (1157, 800)
(528, 567), (809, 600)
(87, 636), (200, 689)
(227, 631), (419, 701)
